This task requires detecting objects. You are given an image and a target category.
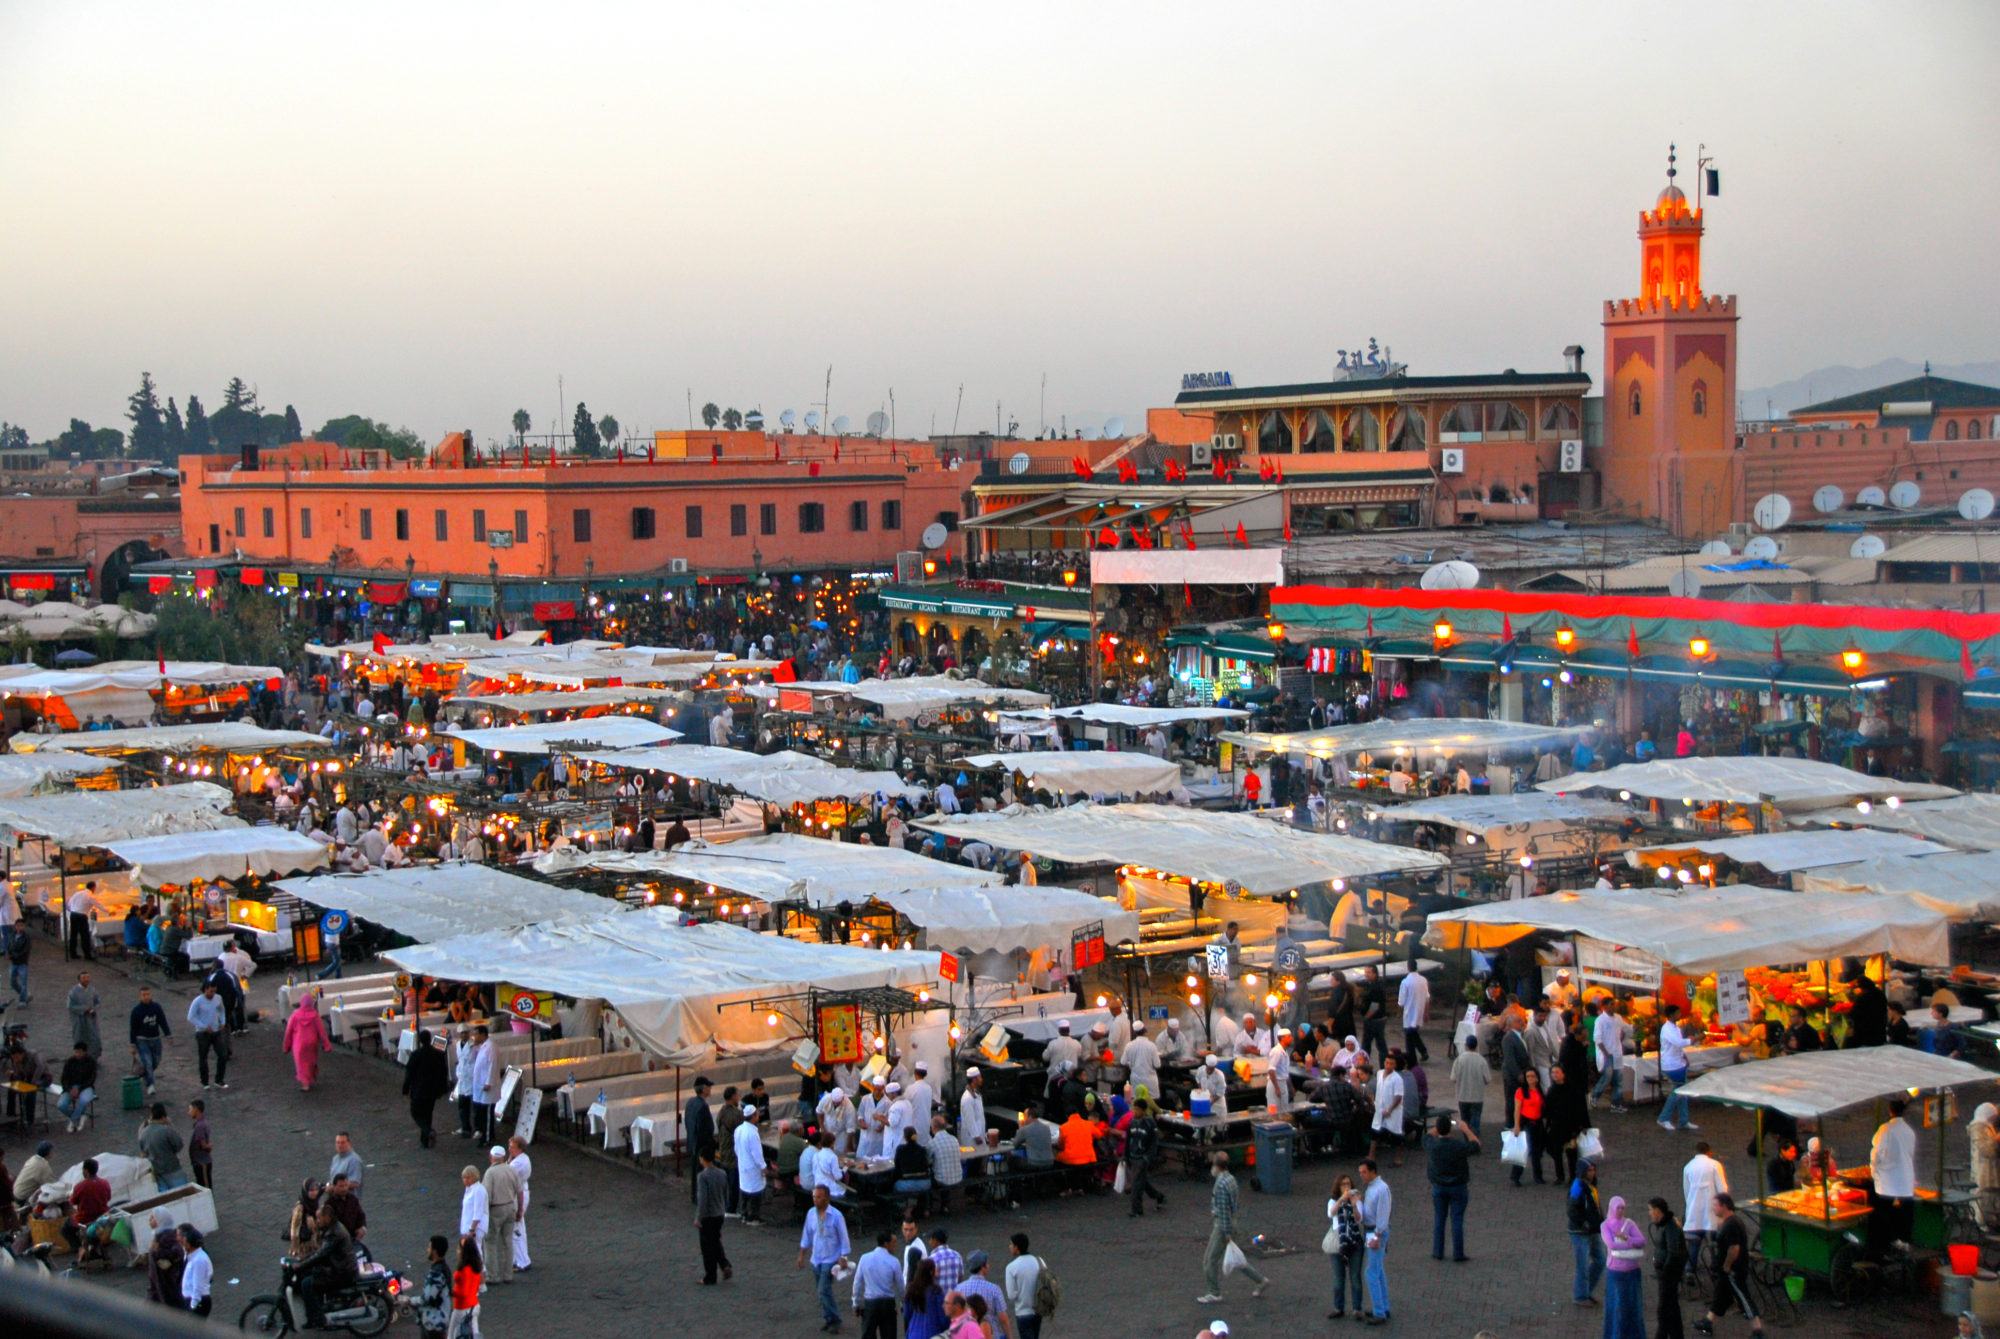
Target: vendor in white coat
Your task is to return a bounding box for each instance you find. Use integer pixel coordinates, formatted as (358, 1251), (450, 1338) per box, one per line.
(882, 1082), (916, 1151)
(958, 1068), (988, 1145)
(856, 1076), (891, 1160)
(1266, 1027), (1295, 1108)
(1197, 1054), (1229, 1103)
(817, 1087), (857, 1155)
(1870, 1097), (1919, 1252)
(732, 1104), (768, 1223)
(1121, 1021), (1161, 1099)
(1681, 1143), (1730, 1253)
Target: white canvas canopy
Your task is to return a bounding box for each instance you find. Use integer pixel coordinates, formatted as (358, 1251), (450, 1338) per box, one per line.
(0, 752), (123, 798)
(445, 688), (682, 717)
(751, 676), (1051, 720)
(1631, 828), (1955, 873)
(1017, 704), (1248, 727)
(1676, 1046), (1994, 1119)
(1424, 885), (1951, 973)
(961, 751), (1184, 797)
(382, 908), (939, 1065)
(871, 886), (1141, 958)
(1226, 717), (1582, 760)
(1793, 793), (2000, 853)
(535, 834), (1003, 904)
(0, 781), (241, 846)
(446, 717), (682, 755)
(912, 802), (1448, 895)
(1385, 792), (1632, 837)
(577, 745), (925, 806)
(275, 863), (626, 943)
(1799, 851), (2000, 920)
(103, 827), (330, 886)
(1538, 756), (1957, 811)
(11, 723), (330, 756)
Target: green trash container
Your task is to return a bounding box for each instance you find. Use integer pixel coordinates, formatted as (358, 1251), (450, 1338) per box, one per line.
(121, 1074), (145, 1110)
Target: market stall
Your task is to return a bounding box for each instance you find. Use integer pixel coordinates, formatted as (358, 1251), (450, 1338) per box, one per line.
(445, 716), (683, 755)
(0, 751), (124, 798)
(1225, 715), (1582, 762)
(0, 659), (280, 730)
(1540, 756), (1957, 813)
(10, 722), (331, 758)
(1795, 792), (2000, 854)
(536, 832), (1003, 909)
(1629, 828), (1956, 878)
(100, 827), (331, 887)
(959, 750), (1184, 800)
(1383, 791), (1633, 854)
(274, 862), (626, 945)
(1677, 1047), (1994, 1279)
(1799, 851), (2000, 921)
(574, 743), (926, 811)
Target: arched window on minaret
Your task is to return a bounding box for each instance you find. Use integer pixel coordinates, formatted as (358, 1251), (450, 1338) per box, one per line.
(1971, 419), (1985, 441)
(1946, 420), (1962, 441)
(1628, 381), (1643, 417)
(1691, 381), (1708, 417)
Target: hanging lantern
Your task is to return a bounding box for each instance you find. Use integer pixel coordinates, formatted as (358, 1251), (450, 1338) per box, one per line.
(1555, 627), (1577, 652)
(1841, 647), (1865, 673)
(1688, 635), (1711, 660)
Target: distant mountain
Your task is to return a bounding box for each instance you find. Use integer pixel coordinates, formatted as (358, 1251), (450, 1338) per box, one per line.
(1738, 358), (2000, 419)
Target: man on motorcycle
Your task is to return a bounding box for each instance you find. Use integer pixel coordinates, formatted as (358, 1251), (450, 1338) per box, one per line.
(295, 1203), (359, 1325)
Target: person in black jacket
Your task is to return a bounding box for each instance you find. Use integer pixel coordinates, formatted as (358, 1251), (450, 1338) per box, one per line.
(1648, 1196), (1688, 1339)
(402, 1029), (451, 1148)
(1568, 1159), (1605, 1305)
(1124, 1099), (1166, 1217)
(684, 1076), (716, 1204)
(1845, 974), (1889, 1049)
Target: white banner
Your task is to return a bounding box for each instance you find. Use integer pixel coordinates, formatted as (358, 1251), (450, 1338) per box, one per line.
(1575, 937), (1663, 991)
(1090, 548), (1284, 587)
(1714, 968), (1751, 1026)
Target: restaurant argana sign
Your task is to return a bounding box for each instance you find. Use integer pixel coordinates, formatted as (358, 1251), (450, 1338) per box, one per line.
(1180, 371), (1234, 391)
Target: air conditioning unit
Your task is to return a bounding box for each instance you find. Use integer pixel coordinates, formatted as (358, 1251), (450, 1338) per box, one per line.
(668, 557), (689, 574)
(1440, 448), (1466, 475)
(1190, 439), (1213, 466)
(1222, 433), (1241, 452)
(1558, 439), (1584, 474)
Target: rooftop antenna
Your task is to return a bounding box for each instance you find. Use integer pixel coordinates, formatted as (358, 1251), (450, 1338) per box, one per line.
(821, 365), (833, 431)
(889, 388), (896, 442)
(1040, 373), (1047, 437)
(686, 389), (693, 431)
(951, 384), (963, 437)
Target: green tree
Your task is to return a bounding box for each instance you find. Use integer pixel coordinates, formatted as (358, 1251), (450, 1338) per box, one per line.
(221, 377), (258, 413)
(383, 426), (423, 460)
(126, 372), (164, 459)
(701, 402), (720, 429)
(52, 418), (123, 460)
(282, 404), (303, 441)
(209, 378), (262, 450)
(572, 402), (602, 457)
(0, 423), (29, 453)
(163, 398), (185, 454)
(511, 408), (531, 446)
(184, 395), (210, 451)
(345, 423), (384, 453)
(721, 407), (742, 431)
(598, 414), (620, 454)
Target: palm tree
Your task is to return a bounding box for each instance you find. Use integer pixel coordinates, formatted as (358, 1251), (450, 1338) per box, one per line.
(721, 408), (743, 431)
(511, 408), (530, 447)
(599, 414), (620, 454)
(701, 402), (721, 429)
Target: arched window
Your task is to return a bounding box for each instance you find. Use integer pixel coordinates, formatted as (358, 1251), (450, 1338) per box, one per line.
(1946, 419), (1962, 441)
(1629, 381), (1643, 417)
(1691, 380), (1708, 417)
(1303, 410), (1339, 453)
(1386, 408), (1425, 451)
(1257, 410), (1293, 454)
(1344, 411), (1381, 452)
(1483, 402), (1527, 436)
(1971, 419), (1985, 441)
(1541, 402), (1580, 434)
(1438, 404), (1481, 438)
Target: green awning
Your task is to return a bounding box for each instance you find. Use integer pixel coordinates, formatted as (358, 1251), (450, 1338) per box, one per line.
(1207, 632), (1278, 663)
(1024, 621), (1085, 642)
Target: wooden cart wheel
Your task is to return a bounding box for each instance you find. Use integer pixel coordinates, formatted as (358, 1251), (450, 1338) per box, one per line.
(1827, 1240), (1859, 1308)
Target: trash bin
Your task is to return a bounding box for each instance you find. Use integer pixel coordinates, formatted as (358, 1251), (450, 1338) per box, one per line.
(1251, 1122), (1293, 1195)
(122, 1075), (145, 1110)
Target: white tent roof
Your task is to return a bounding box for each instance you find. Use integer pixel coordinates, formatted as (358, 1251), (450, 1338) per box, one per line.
(446, 717), (682, 755)
(961, 751), (1183, 797)
(1794, 793), (2000, 853)
(577, 745), (926, 805)
(1424, 885), (1950, 973)
(1632, 828), (1955, 873)
(912, 802), (1448, 894)
(104, 827), (330, 886)
(275, 863), (625, 943)
(382, 908), (939, 1065)
(1798, 851), (2000, 920)
(0, 752), (123, 798)
(535, 833), (1003, 904)
(1676, 1046), (1994, 1119)
(1016, 704), (1248, 727)
(0, 660), (278, 694)
(445, 688), (682, 715)
(1385, 791), (1633, 836)
(1537, 756), (1957, 811)
(11, 723), (330, 756)
(1226, 717), (1583, 760)
(750, 676), (1051, 720)
(872, 886), (1141, 958)
(0, 781), (242, 846)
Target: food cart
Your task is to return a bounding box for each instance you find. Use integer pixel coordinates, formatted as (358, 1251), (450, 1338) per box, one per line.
(1677, 1047), (1995, 1284)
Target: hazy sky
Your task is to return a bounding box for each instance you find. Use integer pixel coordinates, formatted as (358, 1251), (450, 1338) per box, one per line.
(3, 2), (1996, 446)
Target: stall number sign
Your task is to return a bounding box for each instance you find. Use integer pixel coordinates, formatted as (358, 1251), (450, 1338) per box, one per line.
(1071, 921), (1106, 970)
(1713, 969), (1751, 1027)
(1925, 1091), (1959, 1129)
(1575, 938), (1662, 991)
(818, 1003), (863, 1065)
(1148, 1005), (1170, 1021)
(510, 992), (540, 1018)
(1205, 943), (1231, 979)
(938, 951), (960, 983)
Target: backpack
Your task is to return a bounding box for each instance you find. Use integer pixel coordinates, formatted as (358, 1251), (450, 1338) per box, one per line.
(1034, 1256), (1062, 1317)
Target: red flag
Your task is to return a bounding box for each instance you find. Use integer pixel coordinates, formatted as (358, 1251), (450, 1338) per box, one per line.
(372, 632), (392, 656)
(1164, 459), (1185, 483)
(809, 461), (821, 477)
(1184, 583), (1193, 608)
(1117, 459), (1137, 483)
(157, 643), (165, 676)
(648, 442), (656, 462)
(1282, 517), (1292, 542)
(1097, 526), (1117, 548)
(833, 441), (840, 461)
(1773, 631), (1785, 662)
(1135, 528), (1154, 550)
(493, 616), (506, 640)
(617, 445), (624, 462)
(1627, 624), (1641, 658)
(1072, 455), (1092, 479)
(1181, 524), (1196, 550)
(1211, 455), (1228, 480)
(1274, 460), (1284, 484)
(1234, 522), (1247, 547)
(1365, 613), (1374, 639)
(1964, 641), (1977, 680)
(1258, 457), (1274, 482)
(1502, 614), (1514, 640)
(775, 440), (782, 460)
(773, 658), (797, 683)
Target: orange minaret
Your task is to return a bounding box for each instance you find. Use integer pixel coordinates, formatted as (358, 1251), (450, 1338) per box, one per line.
(1600, 146), (1739, 539)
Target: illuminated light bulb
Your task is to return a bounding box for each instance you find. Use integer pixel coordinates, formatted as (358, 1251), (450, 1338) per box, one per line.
(1265, 993), (1280, 1010)
(1187, 992), (1202, 1008)
(1186, 974), (1199, 989)
(1095, 994), (1108, 1008)
(766, 1012), (779, 1028)
(1855, 800), (1873, 815)
(1284, 979), (1296, 993)
(1885, 795), (1902, 810)
(1618, 790), (1632, 801)
(1657, 866), (1673, 881)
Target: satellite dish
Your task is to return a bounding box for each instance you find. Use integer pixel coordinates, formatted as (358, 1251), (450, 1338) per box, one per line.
(865, 411), (888, 437)
(1850, 534), (1887, 559)
(1698, 540), (1733, 556)
(1856, 485), (1887, 507)
(1812, 485), (1844, 514)
(804, 410), (821, 431)
(1419, 560), (1481, 591)
(832, 415), (851, 435)
(1743, 535), (1780, 559)
(1889, 480), (1921, 509)
(1961, 489), (1996, 521)
(1752, 493), (1792, 530)
(779, 409), (797, 428)
(1666, 570), (1701, 599)
(1102, 416), (1126, 439)
(1007, 452), (1032, 476)
(920, 522), (950, 550)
